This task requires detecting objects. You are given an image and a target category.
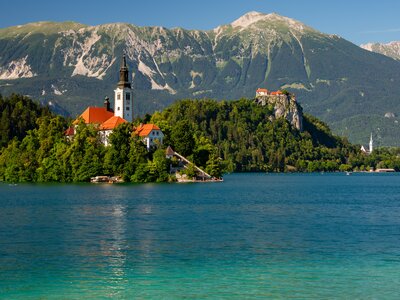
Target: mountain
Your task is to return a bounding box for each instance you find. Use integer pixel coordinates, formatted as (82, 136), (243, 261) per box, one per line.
(1, 12), (400, 145)
(361, 41), (400, 61)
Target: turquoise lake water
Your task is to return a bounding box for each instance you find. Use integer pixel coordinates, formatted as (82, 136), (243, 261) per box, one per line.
(1, 173), (400, 299)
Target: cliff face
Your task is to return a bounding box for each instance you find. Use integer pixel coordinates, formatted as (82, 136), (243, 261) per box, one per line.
(256, 94), (303, 131)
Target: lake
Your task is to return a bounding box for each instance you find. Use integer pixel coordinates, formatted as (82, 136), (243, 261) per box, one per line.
(1, 173), (400, 299)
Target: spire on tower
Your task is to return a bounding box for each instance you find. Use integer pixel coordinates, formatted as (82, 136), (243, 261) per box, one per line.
(369, 133), (373, 153)
(114, 54), (133, 122)
(118, 54), (131, 89)
(121, 54), (127, 68)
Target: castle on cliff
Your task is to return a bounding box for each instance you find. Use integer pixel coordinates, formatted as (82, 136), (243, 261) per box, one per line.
(255, 88), (303, 131)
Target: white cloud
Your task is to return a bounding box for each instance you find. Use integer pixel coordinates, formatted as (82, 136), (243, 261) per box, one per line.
(361, 28), (400, 34)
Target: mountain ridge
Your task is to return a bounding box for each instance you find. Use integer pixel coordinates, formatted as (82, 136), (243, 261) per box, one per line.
(361, 41), (400, 61)
(1, 12), (400, 145)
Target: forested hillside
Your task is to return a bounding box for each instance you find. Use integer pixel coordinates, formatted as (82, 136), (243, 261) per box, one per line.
(152, 99), (357, 172)
(0, 94), (54, 148)
(2, 96), (400, 183)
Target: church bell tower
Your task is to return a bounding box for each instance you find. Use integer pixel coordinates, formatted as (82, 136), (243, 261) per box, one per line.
(114, 55), (133, 122)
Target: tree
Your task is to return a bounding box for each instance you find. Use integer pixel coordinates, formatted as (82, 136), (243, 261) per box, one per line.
(183, 161), (197, 179)
(123, 136), (148, 180)
(0, 140), (24, 182)
(170, 120), (195, 157)
(205, 150), (223, 178)
(193, 136), (214, 168)
(0, 94), (53, 148)
(103, 123), (133, 176)
(68, 122), (104, 182)
(152, 148), (169, 182)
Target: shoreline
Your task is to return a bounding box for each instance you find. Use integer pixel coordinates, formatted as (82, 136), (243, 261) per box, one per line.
(2, 171), (399, 185)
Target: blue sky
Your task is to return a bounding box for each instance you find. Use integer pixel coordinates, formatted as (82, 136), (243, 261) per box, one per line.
(1, 0), (399, 45)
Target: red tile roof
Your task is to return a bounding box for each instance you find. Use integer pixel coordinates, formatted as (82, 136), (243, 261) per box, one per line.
(64, 126), (75, 136)
(271, 91), (283, 95)
(100, 116), (128, 130)
(73, 107), (114, 125)
(256, 88), (269, 93)
(134, 124), (161, 137)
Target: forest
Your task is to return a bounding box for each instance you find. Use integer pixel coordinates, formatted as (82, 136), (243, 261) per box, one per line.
(1, 94), (400, 183)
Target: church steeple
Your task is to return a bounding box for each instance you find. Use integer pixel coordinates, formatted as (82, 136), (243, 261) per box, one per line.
(369, 133), (373, 153)
(114, 55), (133, 122)
(118, 55), (131, 89)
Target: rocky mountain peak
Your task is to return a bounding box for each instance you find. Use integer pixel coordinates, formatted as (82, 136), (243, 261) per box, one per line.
(361, 41), (400, 60)
(228, 11), (310, 34)
(231, 11), (266, 28)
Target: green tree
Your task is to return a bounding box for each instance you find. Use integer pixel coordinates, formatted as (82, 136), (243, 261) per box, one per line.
(152, 148), (170, 182)
(170, 120), (195, 157)
(183, 161), (197, 179)
(68, 122), (104, 182)
(0, 93), (53, 148)
(131, 163), (150, 183)
(123, 136), (148, 180)
(205, 150), (223, 178)
(103, 123), (133, 176)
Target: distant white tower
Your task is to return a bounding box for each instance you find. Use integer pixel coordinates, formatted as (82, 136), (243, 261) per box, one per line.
(369, 133), (373, 153)
(114, 55), (133, 122)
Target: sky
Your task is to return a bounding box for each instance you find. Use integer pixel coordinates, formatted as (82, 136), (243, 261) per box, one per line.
(1, 0), (400, 45)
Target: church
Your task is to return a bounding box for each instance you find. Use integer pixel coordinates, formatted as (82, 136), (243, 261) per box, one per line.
(65, 55), (163, 149)
(360, 133), (373, 155)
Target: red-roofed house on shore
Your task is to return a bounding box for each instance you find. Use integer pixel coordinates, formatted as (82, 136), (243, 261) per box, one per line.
(134, 124), (164, 150)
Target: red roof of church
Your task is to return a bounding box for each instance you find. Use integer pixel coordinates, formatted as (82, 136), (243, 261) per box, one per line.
(135, 124), (161, 137)
(99, 116), (128, 130)
(73, 107), (114, 125)
(256, 88), (269, 93)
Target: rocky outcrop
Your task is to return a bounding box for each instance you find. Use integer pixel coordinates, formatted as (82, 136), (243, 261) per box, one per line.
(256, 94), (303, 131)
(0, 56), (36, 80)
(361, 41), (400, 61)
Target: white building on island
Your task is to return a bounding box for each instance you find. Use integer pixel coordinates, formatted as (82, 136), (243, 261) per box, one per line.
(134, 124), (164, 150)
